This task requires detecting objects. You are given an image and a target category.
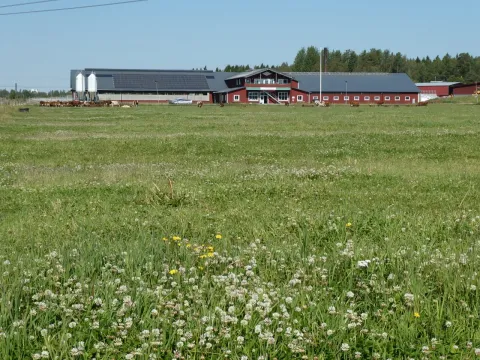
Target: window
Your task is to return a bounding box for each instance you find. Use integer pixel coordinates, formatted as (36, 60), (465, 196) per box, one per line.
(278, 92), (289, 101)
(297, 95), (304, 102)
(248, 91), (259, 101)
(235, 79), (241, 86)
(344, 96), (350, 101)
(233, 95), (240, 102)
(323, 96), (329, 101)
(395, 96), (400, 101)
(385, 96), (390, 101)
(245, 79), (251, 84)
(364, 96), (370, 101)
(354, 96), (360, 101)
(374, 96), (380, 101)
(313, 96), (319, 100)
(333, 96), (339, 101)
(405, 96), (410, 101)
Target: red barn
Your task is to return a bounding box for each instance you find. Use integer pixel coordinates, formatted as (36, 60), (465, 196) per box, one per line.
(415, 81), (460, 97)
(451, 82), (480, 96)
(70, 68), (420, 105)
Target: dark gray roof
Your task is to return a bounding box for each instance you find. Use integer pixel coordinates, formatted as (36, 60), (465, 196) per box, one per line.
(289, 72), (420, 93)
(226, 68), (294, 80)
(70, 68), (419, 94)
(213, 86), (244, 94)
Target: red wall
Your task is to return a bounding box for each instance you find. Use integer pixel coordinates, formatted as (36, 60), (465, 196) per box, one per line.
(453, 84), (479, 95)
(297, 92), (418, 105)
(227, 89), (247, 103)
(417, 85), (450, 97)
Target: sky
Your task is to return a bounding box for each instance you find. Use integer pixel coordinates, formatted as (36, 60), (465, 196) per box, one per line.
(0, 0), (478, 90)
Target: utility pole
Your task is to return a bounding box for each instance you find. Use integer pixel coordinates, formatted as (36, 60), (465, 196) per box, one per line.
(319, 47), (322, 103)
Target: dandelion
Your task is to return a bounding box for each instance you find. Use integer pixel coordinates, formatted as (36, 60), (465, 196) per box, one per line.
(169, 269), (178, 275)
(346, 223), (352, 228)
(414, 312), (420, 318)
(162, 237), (168, 241)
(215, 234), (222, 239)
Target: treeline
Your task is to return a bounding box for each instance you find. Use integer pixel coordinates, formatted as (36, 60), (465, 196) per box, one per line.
(214, 47), (480, 83)
(0, 89), (70, 99)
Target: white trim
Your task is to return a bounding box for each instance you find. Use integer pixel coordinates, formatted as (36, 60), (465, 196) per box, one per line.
(278, 91), (289, 101)
(354, 96), (360, 101)
(344, 96), (350, 101)
(233, 95), (240, 102)
(323, 96), (329, 101)
(364, 96), (370, 101)
(333, 96), (339, 101)
(248, 91), (259, 101)
(395, 96), (401, 101)
(374, 96), (381, 101)
(405, 96), (411, 101)
(297, 95), (304, 102)
(385, 96), (391, 101)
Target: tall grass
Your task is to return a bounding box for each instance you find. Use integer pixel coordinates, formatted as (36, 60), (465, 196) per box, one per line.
(0, 104), (480, 359)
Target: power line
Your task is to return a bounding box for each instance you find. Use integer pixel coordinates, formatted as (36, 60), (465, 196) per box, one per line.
(0, 0), (147, 15)
(0, 1), (63, 9)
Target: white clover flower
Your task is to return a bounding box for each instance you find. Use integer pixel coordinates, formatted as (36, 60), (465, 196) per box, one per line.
(254, 324), (262, 334)
(445, 321), (452, 328)
(237, 336), (244, 345)
(40, 351), (49, 359)
(176, 341), (184, 348)
(327, 329), (334, 336)
(68, 321), (77, 329)
(357, 260), (370, 268)
(285, 297), (293, 304)
(125, 355), (134, 360)
(341, 343), (350, 352)
(328, 306), (336, 314)
(475, 348), (480, 356)
(404, 293), (415, 302)
(3, 260), (10, 266)
(346, 291), (355, 298)
(241, 356), (248, 360)
(355, 352), (362, 359)
(471, 285), (477, 291)
(32, 354), (41, 360)
(40, 329), (48, 337)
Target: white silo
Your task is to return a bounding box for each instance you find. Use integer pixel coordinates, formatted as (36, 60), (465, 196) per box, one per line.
(88, 73), (97, 101)
(75, 72), (85, 100)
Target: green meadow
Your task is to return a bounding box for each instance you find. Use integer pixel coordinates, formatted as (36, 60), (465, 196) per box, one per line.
(0, 104), (479, 359)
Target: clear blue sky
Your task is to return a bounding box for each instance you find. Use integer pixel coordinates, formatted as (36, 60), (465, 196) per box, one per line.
(0, 0), (478, 90)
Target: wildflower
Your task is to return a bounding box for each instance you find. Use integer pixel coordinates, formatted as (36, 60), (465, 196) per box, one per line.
(346, 223), (352, 228)
(40, 329), (48, 337)
(41, 351), (49, 359)
(445, 321), (452, 328)
(237, 336), (244, 345)
(169, 269), (178, 275)
(125, 355), (134, 360)
(215, 234), (222, 239)
(326, 329), (334, 336)
(151, 309), (159, 316)
(341, 343), (350, 352)
(32, 354), (41, 360)
(471, 285), (477, 291)
(68, 321), (77, 329)
(346, 291), (355, 298)
(475, 348), (480, 356)
(355, 352), (362, 359)
(172, 236), (181, 241)
(404, 293), (415, 302)
(357, 260), (370, 268)
(162, 237), (168, 241)
(414, 312), (420, 318)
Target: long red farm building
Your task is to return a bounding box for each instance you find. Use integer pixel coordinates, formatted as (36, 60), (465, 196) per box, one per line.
(70, 68), (421, 105)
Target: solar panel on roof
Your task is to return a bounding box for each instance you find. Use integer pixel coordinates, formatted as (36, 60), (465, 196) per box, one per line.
(112, 73), (209, 90)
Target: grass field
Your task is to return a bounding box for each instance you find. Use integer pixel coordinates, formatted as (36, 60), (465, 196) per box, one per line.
(1, 104), (480, 359)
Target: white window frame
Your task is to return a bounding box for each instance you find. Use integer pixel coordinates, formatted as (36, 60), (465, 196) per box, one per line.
(344, 96), (350, 101)
(364, 96), (370, 101)
(374, 96), (381, 101)
(297, 95), (304, 102)
(233, 95), (240, 102)
(278, 92), (289, 101)
(385, 96), (391, 101)
(323, 96), (329, 101)
(395, 96), (401, 101)
(248, 91), (259, 101)
(405, 96), (410, 101)
(354, 96), (360, 101)
(312, 96), (319, 100)
(333, 96), (339, 101)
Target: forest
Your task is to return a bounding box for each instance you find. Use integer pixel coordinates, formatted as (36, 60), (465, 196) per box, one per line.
(215, 47), (480, 83)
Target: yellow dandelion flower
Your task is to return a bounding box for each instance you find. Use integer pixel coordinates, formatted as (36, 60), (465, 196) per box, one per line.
(346, 223), (352, 228)
(186, 244), (192, 248)
(169, 269), (178, 275)
(207, 252), (215, 258)
(198, 266), (204, 271)
(207, 246), (214, 252)
(199, 255), (207, 259)
(215, 234), (222, 239)
(172, 236), (181, 241)
(414, 312), (420, 318)
(162, 237), (168, 241)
